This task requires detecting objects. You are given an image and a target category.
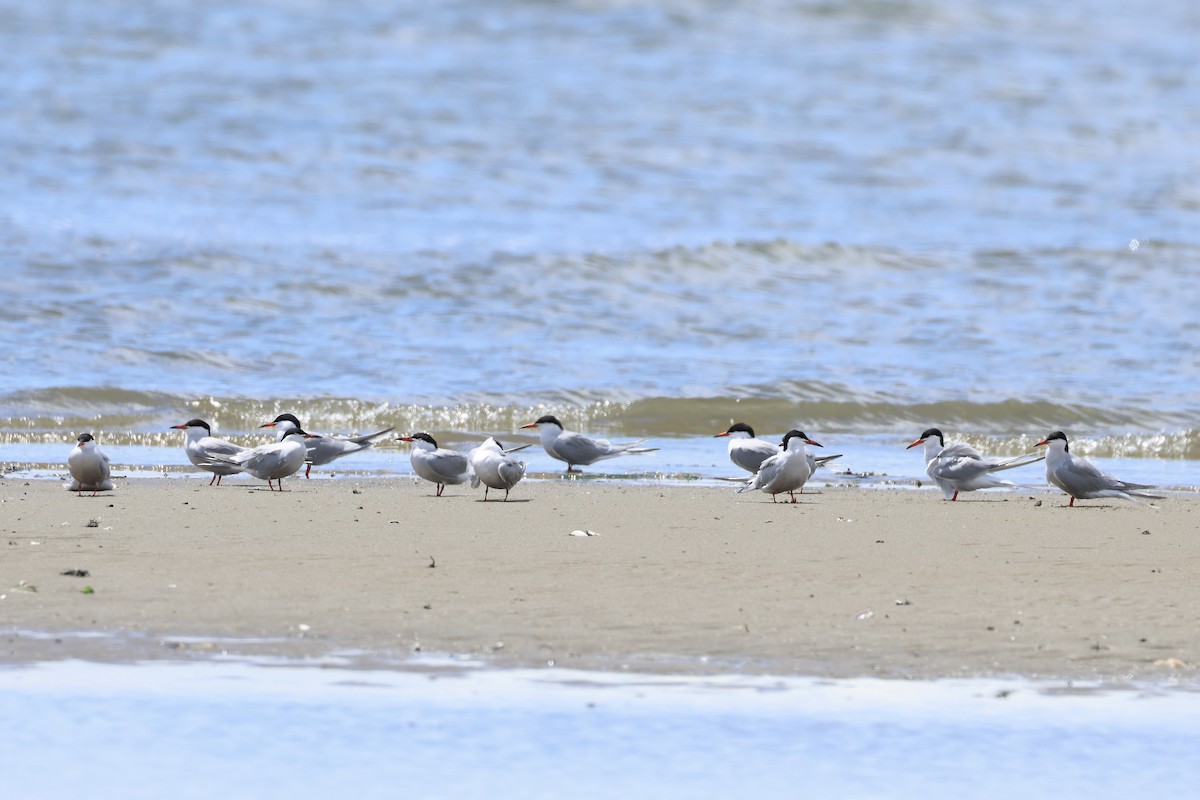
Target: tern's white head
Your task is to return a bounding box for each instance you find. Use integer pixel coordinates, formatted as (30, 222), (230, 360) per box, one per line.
(906, 428), (945, 451)
(1035, 431), (1069, 453)
(520, 415), (564, 434)
(261, 413), (303, 437)
(399, 432), (439, 452)
(781, 430), (822, 451)
(715, 422), (756, 440)
(171, 419), (214, 441)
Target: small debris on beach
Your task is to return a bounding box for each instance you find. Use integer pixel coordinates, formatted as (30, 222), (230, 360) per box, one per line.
(86, 519), (100, 528)
(569, 529), (599, 537)
(61, 569), (90, 577)
(856, 610), (874, 621)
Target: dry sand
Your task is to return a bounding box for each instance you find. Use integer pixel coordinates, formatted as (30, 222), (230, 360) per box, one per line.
(1, 475), (1196, 681)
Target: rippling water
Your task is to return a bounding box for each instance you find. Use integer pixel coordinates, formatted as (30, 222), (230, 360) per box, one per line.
(2, 0), (1197, 483)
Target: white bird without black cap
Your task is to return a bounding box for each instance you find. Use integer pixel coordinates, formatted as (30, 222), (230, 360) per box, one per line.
(201, 429), (313, 491)
(737, 429), (822, 503)
(716, 422), (842, 476)
(400, 432), (472, 497)
(519, 415), (658, 472)
(171, 418), (246, 486)
(469, 437), (529, 501)
(66, 432), (114, 495)
(1035, 431), (1163, 507)
(906, 427), (1044, 501)
(262, 413), (395, 478)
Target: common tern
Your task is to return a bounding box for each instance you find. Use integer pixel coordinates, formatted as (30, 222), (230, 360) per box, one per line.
(469, 437), (530, 501)
(907, 427), (1045, 501)
(170, 418), (246, 486)
(716, 422), (842, 475)
(1035, 431), (1163, 507)
(262, 413), (395, 478)
(202, 429), (313, 491)
(66, 432), (114, 495)
(519, 415), (658, 472)
(737, 430), (822, 503)
(399, 432), (472, 496)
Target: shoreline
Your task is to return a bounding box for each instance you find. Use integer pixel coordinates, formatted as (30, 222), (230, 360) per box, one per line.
(2, 478), (1196, 683)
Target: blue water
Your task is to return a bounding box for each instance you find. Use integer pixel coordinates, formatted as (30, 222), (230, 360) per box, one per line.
(3, 0), (1197, 487)
(2, 658), (1198, 799)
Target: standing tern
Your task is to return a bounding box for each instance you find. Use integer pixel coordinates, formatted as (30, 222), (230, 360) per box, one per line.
(202, 429), (313, 491)
(715, 423), (780, 474)
(907, 427), (1044, 501)
(66, 433), (114, 495)
(399, 432), (472, 496)
(171, 418), (246, 486)
(1035, 431), (1163, 507)
(737, 430), (822, 503)
(262, 413), (395, 478)
(716, 422), (842, 475)
(469, 437), (530, 501)
(519, 415), (658, 472)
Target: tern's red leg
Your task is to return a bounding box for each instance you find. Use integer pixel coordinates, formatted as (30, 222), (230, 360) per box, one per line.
(951, 490), (959, 501)
(305, 464), (311, 479)
(209, 474), (218, 486)
(436, 483), (444, 497)
(1069, 496), (1075, 507)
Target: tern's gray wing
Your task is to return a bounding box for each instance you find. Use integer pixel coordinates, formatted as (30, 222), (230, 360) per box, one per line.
(738, 452), (783, 493)
(938, 441), (985, 461)
(495, 458), (526, 489)
(305, 435), (365, 465)
(932, 455), (995, 482)
(1054, 455), (1158, 498)
(1050, 455), (1118, 497)
(202, 438), (245, 457)
(347, 427), (396, 446)
(425, 450), (471, 483)
(551, 432), (609, 465)
(731, 439), (778, 473)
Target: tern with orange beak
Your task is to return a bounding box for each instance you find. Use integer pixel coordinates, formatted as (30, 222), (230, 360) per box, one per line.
(737, 429), (823, 503)
(907, 427), (1043, 501)
(1036, 431), (1163, 507)
(520, 415), (657, 472)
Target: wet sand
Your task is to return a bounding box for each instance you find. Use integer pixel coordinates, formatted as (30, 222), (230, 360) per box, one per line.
(1, 476), (1195, 680)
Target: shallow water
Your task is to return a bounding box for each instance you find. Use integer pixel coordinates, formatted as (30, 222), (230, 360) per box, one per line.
(2, 657), (1198, 799)
(3, 1), (1197, 481)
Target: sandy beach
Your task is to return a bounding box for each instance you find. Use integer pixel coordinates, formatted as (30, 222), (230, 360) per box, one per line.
(1, 476), (1195, 681)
